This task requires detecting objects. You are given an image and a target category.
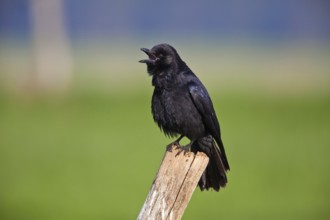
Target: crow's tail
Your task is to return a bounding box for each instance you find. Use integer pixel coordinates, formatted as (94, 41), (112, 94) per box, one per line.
(192, 135), (229, 191)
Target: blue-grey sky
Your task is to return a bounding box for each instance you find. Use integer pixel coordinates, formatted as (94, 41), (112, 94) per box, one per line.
(0, 0), (329, 41)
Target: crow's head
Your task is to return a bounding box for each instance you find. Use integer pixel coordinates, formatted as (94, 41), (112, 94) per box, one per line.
(139, 44), (185, 75)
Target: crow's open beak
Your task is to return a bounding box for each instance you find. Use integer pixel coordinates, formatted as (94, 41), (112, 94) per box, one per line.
(139, 48), (159, 64)
(140, 48), (151, 55)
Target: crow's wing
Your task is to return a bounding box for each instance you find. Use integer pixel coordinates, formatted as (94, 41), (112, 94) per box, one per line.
(188, 81), (229, 169)
(188, 81), (220, 143)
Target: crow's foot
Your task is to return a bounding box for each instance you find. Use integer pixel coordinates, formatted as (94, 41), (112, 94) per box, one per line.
(175, 142), (193, 156)
(166, 135), (184, 152)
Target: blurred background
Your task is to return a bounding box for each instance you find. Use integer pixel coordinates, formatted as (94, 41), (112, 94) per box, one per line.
(0, 0), (329, 219)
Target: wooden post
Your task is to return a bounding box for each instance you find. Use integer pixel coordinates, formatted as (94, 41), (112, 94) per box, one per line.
(138, 145), (209, 220)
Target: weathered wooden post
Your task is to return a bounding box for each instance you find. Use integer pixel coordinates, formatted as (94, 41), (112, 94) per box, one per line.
(138, 145), (209, 220)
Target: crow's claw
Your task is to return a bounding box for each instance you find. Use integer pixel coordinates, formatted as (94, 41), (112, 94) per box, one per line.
(166, 135), (184, 152)
(166, 141), (181, 152)
(175, 145), (191, 156)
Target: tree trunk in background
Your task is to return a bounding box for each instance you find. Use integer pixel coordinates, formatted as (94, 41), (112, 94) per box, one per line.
(30, 0), (72, 92)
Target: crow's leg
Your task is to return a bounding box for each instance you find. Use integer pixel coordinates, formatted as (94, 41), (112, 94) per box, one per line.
(175, 140), (194, 156)
(166, 135), (184, 151)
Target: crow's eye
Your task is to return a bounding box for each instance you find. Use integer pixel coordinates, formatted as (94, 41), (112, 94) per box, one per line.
(158, 53), (164, 58)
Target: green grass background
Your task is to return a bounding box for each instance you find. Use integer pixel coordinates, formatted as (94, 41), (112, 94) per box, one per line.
(1, 89), (329, 220)
(0, 42), (330, 219)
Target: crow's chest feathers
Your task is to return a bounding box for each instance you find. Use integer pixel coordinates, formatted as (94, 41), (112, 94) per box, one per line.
(152, 88), (186, 137)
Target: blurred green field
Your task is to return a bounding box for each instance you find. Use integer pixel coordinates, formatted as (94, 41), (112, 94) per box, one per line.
(0, 86), (329, 220)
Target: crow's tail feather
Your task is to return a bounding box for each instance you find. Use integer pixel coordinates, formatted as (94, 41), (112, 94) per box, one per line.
(192, 135), (228, 191)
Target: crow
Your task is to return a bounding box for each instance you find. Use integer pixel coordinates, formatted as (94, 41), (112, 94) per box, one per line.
(139, 43), (229, 191)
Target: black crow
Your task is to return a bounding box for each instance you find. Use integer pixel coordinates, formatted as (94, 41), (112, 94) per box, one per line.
(139, 43), (229, 191)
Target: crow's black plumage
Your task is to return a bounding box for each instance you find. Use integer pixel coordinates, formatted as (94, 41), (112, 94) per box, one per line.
(139, 43), (229, 191)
